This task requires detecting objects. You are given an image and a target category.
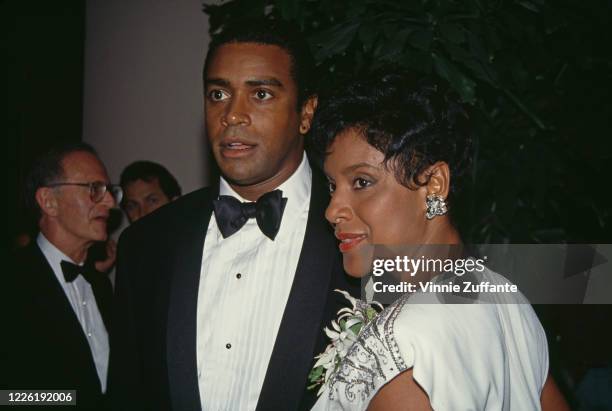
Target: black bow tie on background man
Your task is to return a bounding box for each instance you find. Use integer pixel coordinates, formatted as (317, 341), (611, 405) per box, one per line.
(60, 259), (113, 332)
(61, 260), (99, 284)
(213, 189), (288, 241)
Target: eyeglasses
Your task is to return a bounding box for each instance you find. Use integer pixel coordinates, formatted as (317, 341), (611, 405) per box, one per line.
(46, 181), (123, 204)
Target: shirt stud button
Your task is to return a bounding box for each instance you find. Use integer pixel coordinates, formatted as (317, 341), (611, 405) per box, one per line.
(226, 343), (232, 349)
(236, 273), (242, 279)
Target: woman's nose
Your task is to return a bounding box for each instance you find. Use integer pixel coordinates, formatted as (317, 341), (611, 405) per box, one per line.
(325, 192), (352, 226)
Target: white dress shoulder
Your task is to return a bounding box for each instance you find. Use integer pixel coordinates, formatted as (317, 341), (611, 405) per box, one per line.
(311, 268), (549, 411)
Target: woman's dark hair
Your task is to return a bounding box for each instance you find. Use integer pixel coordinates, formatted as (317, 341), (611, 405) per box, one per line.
(203, 18), (316, 110)
(309, 70), (472, 201)
(24, 142), (99, 221)
(119, 161), (182, 203)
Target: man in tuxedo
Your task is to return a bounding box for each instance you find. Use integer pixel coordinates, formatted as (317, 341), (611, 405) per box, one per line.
(4, 143), (118, 410)
(109, 19), (358, 410)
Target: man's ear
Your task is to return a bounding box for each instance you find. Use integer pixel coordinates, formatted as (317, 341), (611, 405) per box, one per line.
(35, 187), (59, 217)
(299, 95), (318, 135)
(423, 161), (451, 199)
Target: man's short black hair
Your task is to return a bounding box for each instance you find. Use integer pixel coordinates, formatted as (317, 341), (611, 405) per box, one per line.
(203, 18), (316, 109)
(310, 69), (472, 202)
(24, 142), (99, 222)
(119, 161), (182, 203)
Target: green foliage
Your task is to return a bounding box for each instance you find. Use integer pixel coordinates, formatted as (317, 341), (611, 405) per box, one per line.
(307, 364), (324, 390)
(204, 0), (612, 243)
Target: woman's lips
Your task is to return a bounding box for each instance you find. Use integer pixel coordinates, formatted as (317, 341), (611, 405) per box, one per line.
(336, 232), (367, 253)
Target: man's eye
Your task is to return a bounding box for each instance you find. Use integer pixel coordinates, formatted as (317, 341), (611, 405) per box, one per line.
(147, 196), (159, 205)
(327, 181), (336, 194)
(208, 89), (229, 101)
(254, 90), (273, 101)
(353, 178), (372, 189)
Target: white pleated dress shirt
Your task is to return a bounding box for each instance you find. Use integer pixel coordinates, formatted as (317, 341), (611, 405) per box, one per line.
(37, 233), (110, 392)
(196, 155), (312, 410)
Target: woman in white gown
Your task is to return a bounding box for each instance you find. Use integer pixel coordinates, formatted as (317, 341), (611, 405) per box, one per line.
(308, 72), (569, 410)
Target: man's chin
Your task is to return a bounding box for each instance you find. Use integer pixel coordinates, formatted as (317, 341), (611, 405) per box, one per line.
(219, 167), (266, 187)
(92, 234), (108, 243)
(89, 224), (108, 242)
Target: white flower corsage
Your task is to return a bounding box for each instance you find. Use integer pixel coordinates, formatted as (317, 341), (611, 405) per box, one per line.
(307, 289), (383, 395)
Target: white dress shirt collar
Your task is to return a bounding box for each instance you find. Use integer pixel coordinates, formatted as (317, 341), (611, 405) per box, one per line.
(218, 153), (312, 214)
(37, 232), (79, 284)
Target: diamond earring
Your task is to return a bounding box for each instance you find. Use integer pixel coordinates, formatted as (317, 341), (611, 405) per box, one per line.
(425, 194), (448, 220)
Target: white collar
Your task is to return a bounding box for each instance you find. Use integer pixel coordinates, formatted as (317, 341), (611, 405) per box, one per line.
(37, 232), (81, 285)
(218, 153), (312, 214)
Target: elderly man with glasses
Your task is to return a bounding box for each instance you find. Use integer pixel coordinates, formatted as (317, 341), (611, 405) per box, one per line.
(4, 142), (121, 410)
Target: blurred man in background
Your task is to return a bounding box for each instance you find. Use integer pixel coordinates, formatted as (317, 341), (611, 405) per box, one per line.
(119, 160), (181, 223)
(4, 142), (121, 410)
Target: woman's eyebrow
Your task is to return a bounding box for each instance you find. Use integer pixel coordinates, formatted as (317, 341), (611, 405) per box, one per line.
(344, 162), (380, 172)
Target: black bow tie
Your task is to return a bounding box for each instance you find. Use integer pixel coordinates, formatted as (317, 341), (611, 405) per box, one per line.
(213, 189), (287, 240)
(60, 259), (113, 332)
(61, 260), (97, 284)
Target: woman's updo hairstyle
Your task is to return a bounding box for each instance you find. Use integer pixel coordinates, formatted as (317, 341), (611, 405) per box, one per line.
(309, 69), (473, 201)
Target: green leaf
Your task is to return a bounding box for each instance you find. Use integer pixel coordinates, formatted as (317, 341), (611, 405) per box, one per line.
(439, 23), (465, 44)
(432, 53), (477, 103)
(308, 365), (324, 383)
(346, 0), (368, 19)
(517, 1), (541, 13)
(500, 88), (549, 130)
(365, 307), (377, 321)
(308, 22), (360, 60)
(349, 323), (362, 335)
(467, 31), (488, 64)
(377, 27), (414, 61)
(358, 24), (378, 53)
(399, 49), (433, 73)
(275, 0), (300, 21)
(409, 29), (433, 51)
(443, 42), (497, 86)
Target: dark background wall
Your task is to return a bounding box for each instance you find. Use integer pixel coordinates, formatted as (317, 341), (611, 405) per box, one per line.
(2, 0), (85, 250)
(3, 0), (211, 249)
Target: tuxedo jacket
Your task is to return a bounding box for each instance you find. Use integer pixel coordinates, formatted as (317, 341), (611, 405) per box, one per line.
(108, 171), (359, 411)
(2, 243), (112, 411)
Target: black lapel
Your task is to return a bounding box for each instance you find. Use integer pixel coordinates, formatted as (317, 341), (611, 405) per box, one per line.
(166, 186), (217, 411)
(256, 172), (339, 411)
(84, 261), (113, 334)
(96, 276), (113, 334)
(26, 243), (102, 391)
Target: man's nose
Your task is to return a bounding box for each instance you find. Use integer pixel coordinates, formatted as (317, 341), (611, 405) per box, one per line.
(222, 97), (250, 126)
(100, 189), (116, 208)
